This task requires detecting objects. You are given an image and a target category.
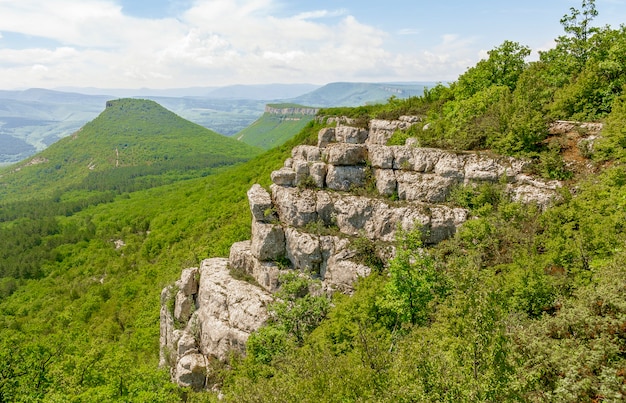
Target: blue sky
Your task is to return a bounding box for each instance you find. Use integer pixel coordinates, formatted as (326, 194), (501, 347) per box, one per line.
(0, 0), (624, 89)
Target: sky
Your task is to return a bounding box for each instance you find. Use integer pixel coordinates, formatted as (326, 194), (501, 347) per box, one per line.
(0, 0), (624, 90)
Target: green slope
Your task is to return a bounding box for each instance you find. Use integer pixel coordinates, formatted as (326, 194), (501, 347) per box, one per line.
(235, 104), (317, 149)
(0, 122), (321, 401)
(0, 98), (262, 202)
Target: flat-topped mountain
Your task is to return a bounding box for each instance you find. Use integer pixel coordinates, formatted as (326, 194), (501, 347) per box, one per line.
(236, 103), (319, 150)
(0, 98), (261, 201)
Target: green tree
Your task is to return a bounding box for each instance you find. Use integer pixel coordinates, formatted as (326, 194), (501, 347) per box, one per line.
(381, 229), (448, 327)
(559, 0), (599, 64)
(455, 40), (531, 98)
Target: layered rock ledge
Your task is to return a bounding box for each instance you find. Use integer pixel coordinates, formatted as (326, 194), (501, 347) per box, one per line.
(161, 116), (563, 390)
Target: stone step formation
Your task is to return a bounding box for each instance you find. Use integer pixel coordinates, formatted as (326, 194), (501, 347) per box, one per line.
(160, 116), (563, 390)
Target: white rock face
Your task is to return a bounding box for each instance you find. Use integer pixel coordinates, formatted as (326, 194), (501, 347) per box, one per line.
(229, 241), (283, 292)
(271, 167), (296, 187)
(396, 171), (458, 203)
(317, 127), (336, 148)
(368, 145), (394, 169)
(160, 258), (272, 390)
(176, 353), (208, 390)
(272, 185), (318, 227)
(292, 145), (322, 162)
(247, 184), (275, 223)
(251, 220), (285, 261)
(162, 116), (565, 390)
(374, 169), (397, 196)
(285, 228), (322, 273)
(195, 260), (272, 360)
(368, 119), (418, 145)
(325, 143), (367, 166)
(335, 125), (368, 144)
(309, 162), (327, 188)
(326, 165), (367, 191)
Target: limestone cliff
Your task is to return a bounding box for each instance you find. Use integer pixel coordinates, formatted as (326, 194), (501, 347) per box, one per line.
(160, 115), (562, 390)
(264, 105), (319, 116)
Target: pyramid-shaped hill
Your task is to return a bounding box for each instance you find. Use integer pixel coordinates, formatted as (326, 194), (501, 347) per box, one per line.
(0, 98), (262, 201)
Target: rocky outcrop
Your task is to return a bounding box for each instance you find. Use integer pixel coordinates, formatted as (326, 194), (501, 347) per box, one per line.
(161, 115), (564, 390)
(160, 259), (272, 390)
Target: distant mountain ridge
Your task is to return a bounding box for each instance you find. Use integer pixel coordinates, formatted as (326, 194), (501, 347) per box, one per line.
(0, 82), (438, 164)
(55, 83), (321, 100)
(289, 82), (434, 107)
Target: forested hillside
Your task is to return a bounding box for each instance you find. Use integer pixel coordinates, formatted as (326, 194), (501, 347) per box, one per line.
(1, 1), (626, 401)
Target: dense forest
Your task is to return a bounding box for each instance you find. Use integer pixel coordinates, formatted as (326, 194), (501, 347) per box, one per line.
(1, 1), (626, 401)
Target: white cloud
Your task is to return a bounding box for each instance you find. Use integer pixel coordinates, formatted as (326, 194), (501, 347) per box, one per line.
(0, 0), (486, 88)
(397, 28), (420, 35)
(293, 9), (348, 20)
(31, 64), (49, 73)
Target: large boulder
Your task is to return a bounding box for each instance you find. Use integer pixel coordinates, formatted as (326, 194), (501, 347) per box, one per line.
(326, 165), (366, 191)
(335, 125), (368, 144)
(251, 220), (285, 261)
(368, 145), (394, 169)
(285, 228), (322, 273)
(325, 143), (367, 166)
(317, 127), (336, 148)
(271, 167), (296, 187)
(374, 168), (397, 197)
(292, 145), (322, 162)
(309, 162), (327, 188)
(229, 241), (283, 292)
(175, 353), (207, 390)
(396, 171), (458, 203)
(247, 184), (275, 223)
(392, 146), (443, 172)
(367, 119), (418, 145)
(271, 185), (318, 227)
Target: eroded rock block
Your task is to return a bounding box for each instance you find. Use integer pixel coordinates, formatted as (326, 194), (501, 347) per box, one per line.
(176, 353), (207, 390)
(178, 267), (199, 296)
(229, 241), (282, 291)
(251, 220), (285, 261)
(292, 145), (321, 162)
(309, 162), (327, 188)
(326, 165), (366, 191)
(247, 184), (275, 223)
(318, 127), (336, 148)
(285, 228), (322, 272)
(335, 125), (368, 144)
(271, 167), (296, 187)
(374, 169), (397, 197)
(368, 144), (394, 169)
(392, 146), (443, 172)
(174, 291), (194, 323)
(325, 143), (367, 166)
(272, 185), (318, 227)
(396, 171), (458, 203)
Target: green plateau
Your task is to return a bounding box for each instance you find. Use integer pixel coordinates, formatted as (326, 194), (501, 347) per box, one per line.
(235, 103), (318, 150)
